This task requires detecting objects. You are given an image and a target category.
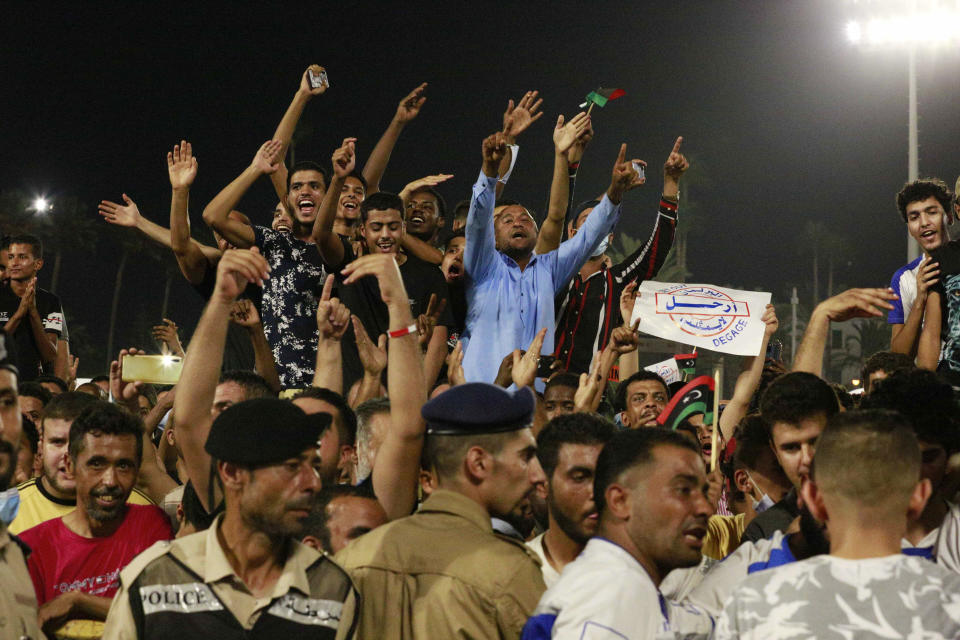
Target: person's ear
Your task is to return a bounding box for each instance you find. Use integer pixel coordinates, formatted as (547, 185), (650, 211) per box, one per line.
(219, 461), (248, 491)
(301, 535), (323, 551)
(64, 455), (75, 478)
(908, 478), (933, 522)
(800, 478), (827, 523)
(733, 468), (752, 495)
(464, 446), (493, 483)
(437, 215), (445, 229)
(619, 411), (632, 428)
(605, 483), (632, 521)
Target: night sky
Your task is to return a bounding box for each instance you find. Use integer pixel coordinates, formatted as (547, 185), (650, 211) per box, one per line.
(4, 2), (959, 375)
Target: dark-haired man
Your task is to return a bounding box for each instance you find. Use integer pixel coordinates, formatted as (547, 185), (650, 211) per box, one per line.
(542, 373), (580, 423)
(313, 139), (454, 388)
(103, 399), (358, 640)
(861, 350), (915, 394)
(716, 411), (960, 639)
(336, 382), (547, 639)
(11, 391), (154, 534)
(0, 234), (64, 380)
(527, 413), (615, 587)
(293, 387), (357, 485)
(616, 370), (671, 428)
(19, 402), (172, 635)
(302, 484), (387, 554)
(523, 427), (713, 638)
(889, 178), (953, 357)
(741, 371), (839, 544)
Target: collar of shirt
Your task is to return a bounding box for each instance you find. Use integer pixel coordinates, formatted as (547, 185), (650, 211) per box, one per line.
(196, 513), (318, 597)
(417, 490), (492, 532)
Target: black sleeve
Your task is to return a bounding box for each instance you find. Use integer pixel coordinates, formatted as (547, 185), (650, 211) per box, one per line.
(611, 195), (679, 288)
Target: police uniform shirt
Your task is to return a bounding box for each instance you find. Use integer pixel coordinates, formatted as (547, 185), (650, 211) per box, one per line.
(0, 522), (44, 640)
(100, 514), (358, 640)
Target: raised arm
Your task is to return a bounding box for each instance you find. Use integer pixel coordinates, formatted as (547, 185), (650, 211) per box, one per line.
(310, 276), (350, 393)
(270, 65), (329, 200)
(719, 305), (778, 441)
(99, 194), (174, 249)
(172, 248), (270, 510)
(342, 254), (425, 520)
(793, 288), (898, 376)
(917, 291), (942, 371)
(362, 83), (427, 195)
(891, 256), (939, 357)
(167, 140), (214, 285)
(311, 138), (356, 267)
(350, 316), (388, 408)
(202, 141), (283, 248)
(535, 112), (590, 254)
(230, 300), (282, 393)
(398, 174), (454, 264)
(497, 91), (543, 198)
(575, 324), (640, 414)
(464, 132), (507, 282)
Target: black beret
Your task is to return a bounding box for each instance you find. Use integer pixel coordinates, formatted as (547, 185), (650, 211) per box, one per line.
(205, 398), (330, 465)
(422, 383), (535, 435)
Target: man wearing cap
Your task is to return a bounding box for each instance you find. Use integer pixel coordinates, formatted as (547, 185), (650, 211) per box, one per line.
(102, 398), (358, 640)
(335, 382), (548, 639)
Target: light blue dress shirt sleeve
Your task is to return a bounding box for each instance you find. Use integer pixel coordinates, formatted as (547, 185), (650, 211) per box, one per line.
(464, 171), (500, 284)
(552, 195), (621, 290)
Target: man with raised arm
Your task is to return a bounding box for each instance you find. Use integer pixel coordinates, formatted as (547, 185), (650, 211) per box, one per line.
(171, 248), (274, 522)
(554, 138), (687, 375)
(462, 132), (639, 384)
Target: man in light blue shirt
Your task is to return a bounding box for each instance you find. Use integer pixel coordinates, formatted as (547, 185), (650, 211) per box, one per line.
(461, 131), (642, 383)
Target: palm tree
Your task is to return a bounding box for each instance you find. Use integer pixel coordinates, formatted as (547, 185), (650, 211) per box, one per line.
(105, 231), (148, 369)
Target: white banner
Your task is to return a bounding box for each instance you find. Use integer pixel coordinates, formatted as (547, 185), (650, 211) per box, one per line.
(644, 357), (681, 385)
(632, 282), (771, 356)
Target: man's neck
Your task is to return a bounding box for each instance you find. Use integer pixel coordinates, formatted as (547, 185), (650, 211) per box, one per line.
(598, 522), (663, 586)
(542, 519), (585, 574)
(40, 474), (74, 502)
(503, 251), (533, 271)
(333, 217), (358, 239)
(829, 516), (903, 560)
(578, 255), (605, 279)
(9, 278), (29, 297)
(62, 504), (126, 539)
(218, 509), (288, 598)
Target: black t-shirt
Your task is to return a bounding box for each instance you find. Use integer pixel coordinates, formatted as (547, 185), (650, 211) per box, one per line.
(741, 487), (800, 545)
(0, 285), (63, 381)
(191, 263), (261, 373)
(329, 237), (455, 389)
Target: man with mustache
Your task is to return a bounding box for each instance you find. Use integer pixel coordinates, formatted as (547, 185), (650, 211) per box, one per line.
(18, 402), (172, 637)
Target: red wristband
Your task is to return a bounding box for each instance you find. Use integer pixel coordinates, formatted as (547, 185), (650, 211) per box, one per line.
(388, 323), (418, 338)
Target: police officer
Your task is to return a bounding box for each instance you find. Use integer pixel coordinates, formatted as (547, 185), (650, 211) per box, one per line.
(335, 382), (547, 639)
(102, 399), (358, 640)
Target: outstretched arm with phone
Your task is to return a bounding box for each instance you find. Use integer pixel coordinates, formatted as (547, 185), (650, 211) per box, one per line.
(269, 65), (329, 202)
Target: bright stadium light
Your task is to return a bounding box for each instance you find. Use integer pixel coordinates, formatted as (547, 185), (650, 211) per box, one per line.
(845, 1), (960, 261)
(31, 196), (51, 213)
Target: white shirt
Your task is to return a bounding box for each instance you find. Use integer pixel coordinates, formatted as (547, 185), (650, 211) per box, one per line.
(526, 532), (562, 589)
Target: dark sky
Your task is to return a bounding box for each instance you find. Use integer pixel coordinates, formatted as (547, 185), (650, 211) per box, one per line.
(3, 2), (959, 374)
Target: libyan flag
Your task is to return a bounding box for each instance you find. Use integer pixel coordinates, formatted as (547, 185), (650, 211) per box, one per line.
(656, 375), (714, 431)
(582, 87), (625, 109)
(674, 353), (697, 377)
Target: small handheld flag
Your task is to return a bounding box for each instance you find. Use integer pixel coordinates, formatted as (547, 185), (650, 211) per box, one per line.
(674, 353), (698, 381)
(579, 87), (625, 114)
(656, 375), (715, 432)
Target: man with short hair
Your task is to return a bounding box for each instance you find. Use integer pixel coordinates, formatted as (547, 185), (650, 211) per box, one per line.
(716, 410), (960, 638)
(19, 401), (172, 635)
(103, 398), (358, 640)
(11, 391), (154, 534)
(354, 396), (390, 483)
(889, 178), (953, 357)
(336, 382), (547, 639)
(0, 234), (64, 380)
(292, 387), (357, 486)
(861, 350), (915, 394)
(461, 132), (639, 384)
(313, 140), (455, 388)
(541, 374), (579, 423)
(527, 413), (615, 587)
(302, 484), (387, 554)
(35, 373), (68, 396)
(616, 370), (670, 428)
(741, 371), (839, 544)
(19, 380), (51, 425)
(524, 427), (714, 638)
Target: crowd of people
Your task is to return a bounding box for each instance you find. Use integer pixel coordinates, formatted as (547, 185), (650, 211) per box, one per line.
(1, 64), (960, 639)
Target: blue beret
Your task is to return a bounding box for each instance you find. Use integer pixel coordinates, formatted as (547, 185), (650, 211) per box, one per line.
(205, 398), (330, 464)
(422, 383), (535, 435)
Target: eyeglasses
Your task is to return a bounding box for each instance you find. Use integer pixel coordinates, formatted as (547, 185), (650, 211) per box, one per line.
(405, 201), (436, 213)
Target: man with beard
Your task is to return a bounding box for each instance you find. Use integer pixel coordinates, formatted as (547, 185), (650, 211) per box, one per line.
(313, 139), (454, 388)
(461, 132), (638, 384)
(335, 382), (547, 639)
(615, 371), (671, 428)
(19, 402), (172, 636)
(716, 411), (960, 639)
(103, 399), (358, 640)
(10, 391), (154, 534)
(527, 413), (615, 587)
(523, 428), (714, 639)
(0, 333), (45, 640)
